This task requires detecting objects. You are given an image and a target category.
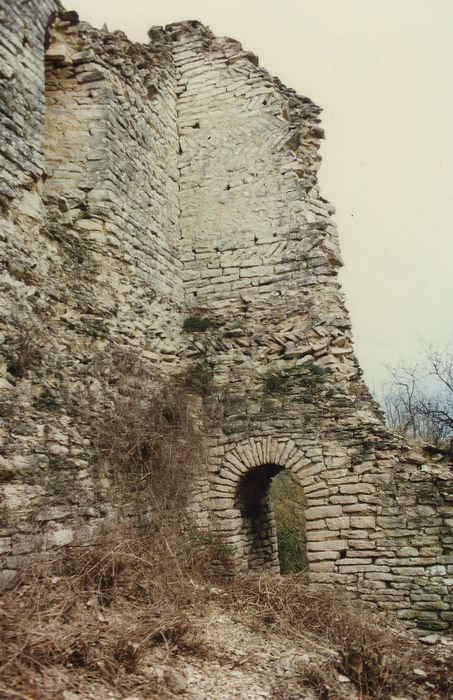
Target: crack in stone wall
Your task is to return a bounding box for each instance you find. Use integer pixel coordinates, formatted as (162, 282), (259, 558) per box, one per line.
(0, 2), (452, 634)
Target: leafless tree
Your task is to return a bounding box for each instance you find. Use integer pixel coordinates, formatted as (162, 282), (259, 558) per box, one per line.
(381, 345), (452, 451)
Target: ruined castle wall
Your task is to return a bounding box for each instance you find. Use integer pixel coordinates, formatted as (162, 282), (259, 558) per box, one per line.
(0, 6), (184, 584)
(165, 24), (452, 632)
(0, 0), (60, 202)
(0, 7), (451, 633)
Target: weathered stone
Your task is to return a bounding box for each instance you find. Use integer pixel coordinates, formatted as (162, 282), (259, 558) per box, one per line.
(0, 1), (451, 636)
(305, 505), (343, 521)
(350, 516), (376, 529)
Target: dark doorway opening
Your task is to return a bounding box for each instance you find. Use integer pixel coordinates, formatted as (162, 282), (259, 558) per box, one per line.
(235, 464), (307, 573)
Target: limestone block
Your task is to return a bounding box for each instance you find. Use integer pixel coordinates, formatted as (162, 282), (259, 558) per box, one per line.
(337, 563), (390, 573)
(309, 529), (341, 541)
(305, 519), (327, 531)
(48, 529), (74, 546)
(307, 550), (340, 561)
(339, 483), (376, 495)
(305, 505), (343, 521)
(307, 539), (347, 551)
(310, 561), (335, 572)
(349, 516), (376, 529)
(34, 506), (71, 522)
(0, 538), (12, 555)
(330, 495), (358, 505)
(0, 570), (17, 588)
(326, 516), (350, 530)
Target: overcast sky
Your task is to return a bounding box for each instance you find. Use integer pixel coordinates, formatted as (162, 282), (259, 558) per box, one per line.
(70, 0), (453, 391)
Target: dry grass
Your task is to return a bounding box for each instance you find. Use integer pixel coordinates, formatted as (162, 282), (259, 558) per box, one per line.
(1, 357), (216, 696)
(227, 572), (453, 699)
(94, 358), (203, 515)
(1, 539), (451, 699)
(1, 363), (451, 699)
(0, 523), (217, 699)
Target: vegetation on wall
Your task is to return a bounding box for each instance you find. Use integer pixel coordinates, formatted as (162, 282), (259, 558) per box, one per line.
(1, 362), (450, 700)
(5, 316), (43, 379)
(263, 361), (328, 400)
(94, 366), (203, 512)
(183, 315), (217, 333)
(270, 471), (307, 573)
(181, 361), (213, 397)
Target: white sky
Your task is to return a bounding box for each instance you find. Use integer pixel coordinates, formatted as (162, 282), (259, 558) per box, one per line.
(70, 0), (453, 390)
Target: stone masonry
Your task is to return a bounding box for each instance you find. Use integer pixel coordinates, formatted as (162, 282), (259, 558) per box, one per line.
(0, 1), (452, 634)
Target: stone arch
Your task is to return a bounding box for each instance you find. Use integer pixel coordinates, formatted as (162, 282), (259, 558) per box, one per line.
(210, 437), (327, 572)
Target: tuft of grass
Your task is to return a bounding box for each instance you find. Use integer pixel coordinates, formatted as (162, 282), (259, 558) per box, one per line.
(183, 315), (216, 333)
(263, 361), (328, 399)
(263, 370), (287, 394)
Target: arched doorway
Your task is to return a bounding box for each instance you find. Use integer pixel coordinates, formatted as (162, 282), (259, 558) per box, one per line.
(210, 437), (322, 574)
(235, 464), (307, 573)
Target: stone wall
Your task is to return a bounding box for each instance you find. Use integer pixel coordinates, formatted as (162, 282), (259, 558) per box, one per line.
(0, 3), (451, 634)
(0, 3), (184, 583)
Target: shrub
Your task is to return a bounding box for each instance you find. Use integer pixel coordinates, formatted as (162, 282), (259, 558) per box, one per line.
(94, 373), (204, 514)
(182, 361), (213, 397)
(183, 315), (216, 333)
(263, 370), (287, 394)
(298, 360), (328, 400)
(263, 362), (328, 399)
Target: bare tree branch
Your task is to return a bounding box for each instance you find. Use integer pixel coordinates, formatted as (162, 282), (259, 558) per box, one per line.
(380, 344), (452, 451)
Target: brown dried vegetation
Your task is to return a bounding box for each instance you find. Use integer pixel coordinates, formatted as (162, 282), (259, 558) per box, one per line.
(94, 369), (203, 512)
(0, 369), (451, 699)
(0, 525), (216, 699)
(228, 573), (453, 699)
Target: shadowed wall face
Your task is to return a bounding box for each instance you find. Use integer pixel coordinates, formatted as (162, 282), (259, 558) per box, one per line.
(236, 464), (281, 571)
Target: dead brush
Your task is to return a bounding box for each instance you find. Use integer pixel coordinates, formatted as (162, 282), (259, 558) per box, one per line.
(0, 361), (217, 697)
(94, 364), (203, 516)
(227, 572), (435, 699)
(5, 314), (44, 379)
(0, 523), (215, 699)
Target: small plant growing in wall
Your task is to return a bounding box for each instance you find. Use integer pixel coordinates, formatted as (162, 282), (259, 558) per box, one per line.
(263, 362), (329, 400)
(182, 361), (213, 397)
(183, 315), (216, 333)
(263, 370), (288, 395)
(298, 360), (328, 400)
(34, 387), (60, 410)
